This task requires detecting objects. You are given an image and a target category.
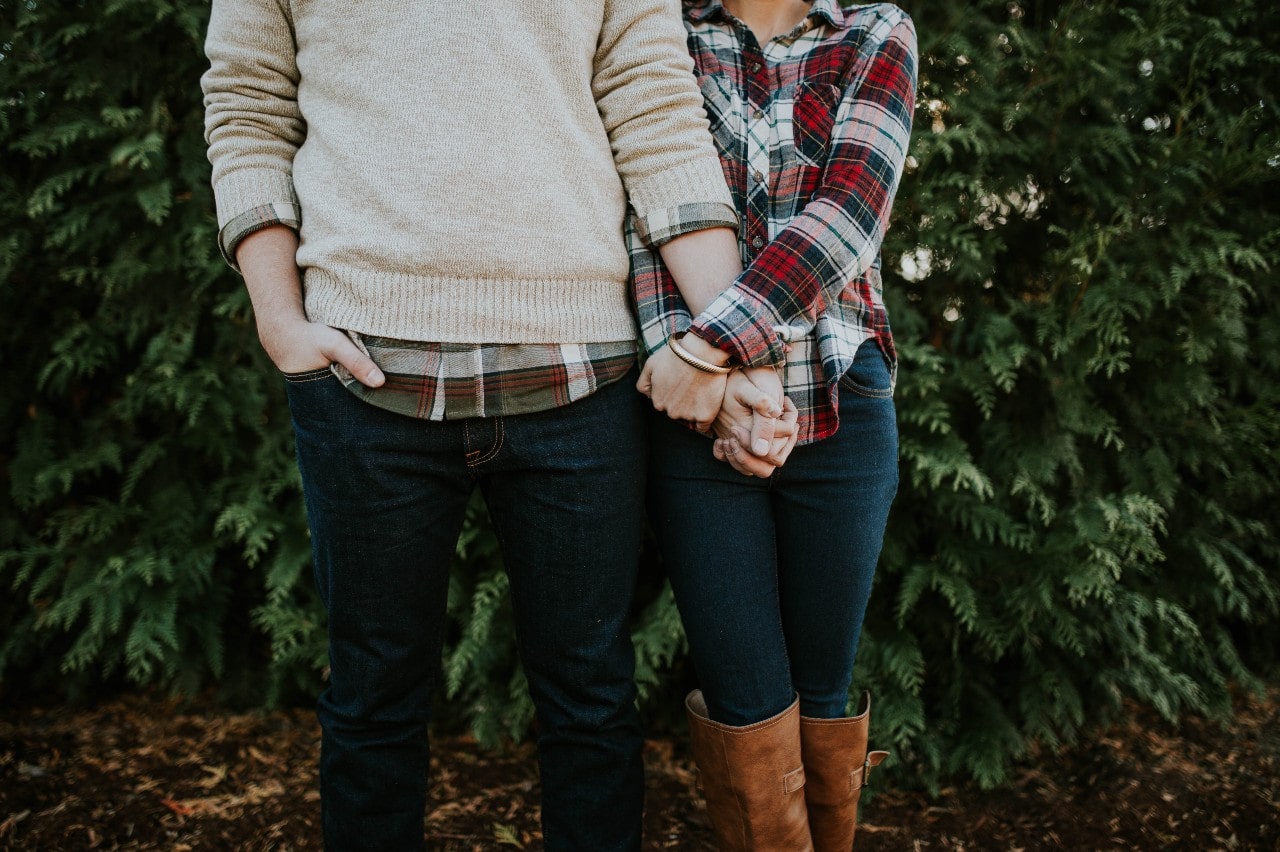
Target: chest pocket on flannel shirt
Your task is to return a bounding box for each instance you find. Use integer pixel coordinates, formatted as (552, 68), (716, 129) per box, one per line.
(772, 81), (842, 208)
(789, 81), (842, 168)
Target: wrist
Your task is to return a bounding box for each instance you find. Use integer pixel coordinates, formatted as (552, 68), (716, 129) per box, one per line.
(676, 331), (732, 368)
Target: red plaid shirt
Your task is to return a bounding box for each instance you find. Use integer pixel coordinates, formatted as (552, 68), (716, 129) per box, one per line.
(628, 0), (917, 443)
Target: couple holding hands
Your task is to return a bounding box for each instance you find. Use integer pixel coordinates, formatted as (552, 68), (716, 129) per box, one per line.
(202, 0), (915, 848)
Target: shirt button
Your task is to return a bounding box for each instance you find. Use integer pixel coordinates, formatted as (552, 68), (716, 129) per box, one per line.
(752, 236), (764, 248)
(751, 62), (763, 73)
(753, 170), (765, 183)
(752, 108), (764, 120)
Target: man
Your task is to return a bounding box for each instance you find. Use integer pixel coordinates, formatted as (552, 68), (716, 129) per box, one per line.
(201, 0), (773, 849)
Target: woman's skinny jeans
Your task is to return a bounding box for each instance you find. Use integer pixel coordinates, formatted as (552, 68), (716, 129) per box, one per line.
(648, 340), (899, 726)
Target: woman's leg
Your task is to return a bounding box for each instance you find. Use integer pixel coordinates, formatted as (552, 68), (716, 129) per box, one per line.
(769, 340), (899, 850)
(773, 339), (899, 719)
(649, 409), (813, 850)
(647, 410), (794, 728)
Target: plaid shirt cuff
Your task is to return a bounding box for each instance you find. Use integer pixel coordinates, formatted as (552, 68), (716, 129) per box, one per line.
(631, 201), (738, 248)
(218, 202), (301, 270)
(638, 310), (694, 358)
(689, 284), (788, 367)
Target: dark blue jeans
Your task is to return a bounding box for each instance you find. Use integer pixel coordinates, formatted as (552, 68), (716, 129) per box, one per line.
(284, 367), (647, 851)
(648, 340), (899, 726)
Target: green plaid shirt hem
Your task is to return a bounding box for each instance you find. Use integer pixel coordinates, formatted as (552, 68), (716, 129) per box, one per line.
(333, 336), (637, 420)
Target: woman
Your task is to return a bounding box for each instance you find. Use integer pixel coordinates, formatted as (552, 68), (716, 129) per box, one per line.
(629, 1), (917, 848)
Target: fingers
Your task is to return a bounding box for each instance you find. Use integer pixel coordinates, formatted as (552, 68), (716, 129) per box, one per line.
(321, 327), (385, 387)
(765, 398), (799, 466)
(716, 435), (777, 477)
(730, 373), (782, 419)
(726, 371), (781, 456)
(636, 359), (654, 398)
(738, 365), (784, 410)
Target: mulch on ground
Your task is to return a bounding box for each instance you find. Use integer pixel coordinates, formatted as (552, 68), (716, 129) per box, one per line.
(1, 688), (1276, 850)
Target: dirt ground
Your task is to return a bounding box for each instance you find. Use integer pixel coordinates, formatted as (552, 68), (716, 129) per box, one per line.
(1, 688), (1276, 851)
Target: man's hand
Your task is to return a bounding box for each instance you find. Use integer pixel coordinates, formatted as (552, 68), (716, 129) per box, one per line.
(711, 367), (799, 477)
(236, 225), (385, 388)
(259, 315), (386, 387)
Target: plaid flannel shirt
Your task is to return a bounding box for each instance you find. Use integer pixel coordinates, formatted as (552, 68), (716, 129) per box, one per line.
(628, 0), (917, 443)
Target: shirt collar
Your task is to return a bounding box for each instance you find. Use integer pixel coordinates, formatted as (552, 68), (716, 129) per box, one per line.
(685, 0), (844, 30)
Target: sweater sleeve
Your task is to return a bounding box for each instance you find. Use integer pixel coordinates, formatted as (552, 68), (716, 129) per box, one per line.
(593, 0), (737, 246)
(689, 11), (917, 366)
(201, 0), (305, 268)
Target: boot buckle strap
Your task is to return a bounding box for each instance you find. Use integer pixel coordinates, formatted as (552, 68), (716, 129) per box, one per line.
(853, 749), (890, 791)
(782, 766), (806, 794)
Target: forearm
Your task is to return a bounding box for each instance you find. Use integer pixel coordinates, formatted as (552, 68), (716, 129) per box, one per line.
(656, 226), (742, 316)
(233, 225), (385, 385)
(235, 225), (306, 339)
(655, 225), (746, 368)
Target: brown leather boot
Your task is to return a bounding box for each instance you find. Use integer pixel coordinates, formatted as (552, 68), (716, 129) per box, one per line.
(799, 692), (889, 851)
(685, 690), (814, 851)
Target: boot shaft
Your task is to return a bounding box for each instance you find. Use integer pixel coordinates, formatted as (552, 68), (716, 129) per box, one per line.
(799, 692), (889, 852)
(685, 690), (813, 852)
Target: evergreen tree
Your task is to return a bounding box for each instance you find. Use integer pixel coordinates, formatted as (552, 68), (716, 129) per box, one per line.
(871, 0), (1280, 785)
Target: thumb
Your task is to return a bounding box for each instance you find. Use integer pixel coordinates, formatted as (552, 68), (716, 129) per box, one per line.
(325, 331), (385, 387)
(749, 409), (775, 456)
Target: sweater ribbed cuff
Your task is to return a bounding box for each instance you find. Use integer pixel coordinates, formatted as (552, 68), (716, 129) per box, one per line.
(211, 167), (298, 267)
(626, 156), (736, 241)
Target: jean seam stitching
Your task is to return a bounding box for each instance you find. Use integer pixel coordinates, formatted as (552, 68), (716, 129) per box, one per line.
(464, 419), (504, 468)
(282, 368), (336, 384)
(842, 383), (893, 399)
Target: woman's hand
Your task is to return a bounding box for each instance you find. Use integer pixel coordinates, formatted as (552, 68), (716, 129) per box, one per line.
(711, 367), (799, 477)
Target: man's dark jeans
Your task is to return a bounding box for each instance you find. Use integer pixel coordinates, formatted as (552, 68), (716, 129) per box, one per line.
(284, 367), (647, 851)
(648, 339), (899, 727)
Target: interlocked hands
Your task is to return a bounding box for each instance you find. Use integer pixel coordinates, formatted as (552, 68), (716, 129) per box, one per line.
(637, 335), (798, 477)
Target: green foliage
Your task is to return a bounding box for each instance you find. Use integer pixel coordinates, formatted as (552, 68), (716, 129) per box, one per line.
(1, 0), (1277, 790)
(0, 0), (289, 702)
(870, 0), (1280, 787)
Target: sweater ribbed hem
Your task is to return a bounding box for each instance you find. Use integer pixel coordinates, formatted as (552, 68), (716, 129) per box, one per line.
(303, 268), (638, 344)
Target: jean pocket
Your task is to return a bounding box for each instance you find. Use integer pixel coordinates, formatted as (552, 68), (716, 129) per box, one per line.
(839, 339), (894, 399)
(280, 366), (337, 384)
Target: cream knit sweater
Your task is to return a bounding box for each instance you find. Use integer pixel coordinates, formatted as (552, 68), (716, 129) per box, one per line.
(202, 0), (734, 344)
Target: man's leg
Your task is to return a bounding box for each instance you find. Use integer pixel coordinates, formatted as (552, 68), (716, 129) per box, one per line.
(474, 375), (647, 852)
(285, 369), (472, 851)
